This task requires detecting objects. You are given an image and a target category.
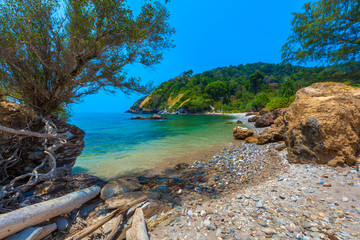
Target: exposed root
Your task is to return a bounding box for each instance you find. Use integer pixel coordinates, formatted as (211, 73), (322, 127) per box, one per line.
(0, 118), (72, 212)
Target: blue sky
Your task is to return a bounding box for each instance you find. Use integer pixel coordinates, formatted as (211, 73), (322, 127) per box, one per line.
(72, 0), (312, 113)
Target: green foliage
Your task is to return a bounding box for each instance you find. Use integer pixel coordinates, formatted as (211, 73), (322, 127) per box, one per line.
(281, 0), (360, 71)
(0, 0), (174, 116)
(130, 62), (358, 113)
(249, 70), (264, 94)
(265, 96), (295, 111)
(251, 92), (270, 111)
(204, 81), (227, 101)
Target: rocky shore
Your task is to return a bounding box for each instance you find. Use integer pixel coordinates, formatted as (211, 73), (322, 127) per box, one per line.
(1, 82), (360, 240)
(150, 150), (360, 240)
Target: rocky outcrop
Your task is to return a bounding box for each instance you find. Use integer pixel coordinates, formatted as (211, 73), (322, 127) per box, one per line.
(233, 127), (254, 140)
(130, 114), (167, 120)
(0, 100), (85, 183)
(254, 112), (274, 128)
(283, 82), (360, 166)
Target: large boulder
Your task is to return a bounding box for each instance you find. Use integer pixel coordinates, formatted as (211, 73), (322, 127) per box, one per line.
(254, 112), (274, 128)
(233, 127), (254, 140)
(283, 82), (360, 166)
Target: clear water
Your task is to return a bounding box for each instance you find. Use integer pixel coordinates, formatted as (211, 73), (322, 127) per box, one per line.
(70, 113), (236, 180)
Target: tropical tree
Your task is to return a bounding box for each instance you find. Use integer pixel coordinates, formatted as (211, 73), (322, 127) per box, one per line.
(0, 0), (174, 116)
(204, 81), (227, 101)
(281, 0), (359, 68)
(249, 70), (264, 94)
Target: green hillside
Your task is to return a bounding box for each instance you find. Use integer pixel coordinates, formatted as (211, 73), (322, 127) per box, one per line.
(129, 62), (358, 114)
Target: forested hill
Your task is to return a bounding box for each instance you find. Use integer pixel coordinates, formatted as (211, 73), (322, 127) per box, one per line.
(128, 62), (356, 114)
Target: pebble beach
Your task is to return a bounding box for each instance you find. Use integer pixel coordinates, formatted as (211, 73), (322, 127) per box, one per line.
(144, 114), (360, 240)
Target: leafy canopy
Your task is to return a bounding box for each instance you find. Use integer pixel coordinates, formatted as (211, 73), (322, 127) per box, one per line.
(0, 0), (174, 116)
(281, 0), (359, 67)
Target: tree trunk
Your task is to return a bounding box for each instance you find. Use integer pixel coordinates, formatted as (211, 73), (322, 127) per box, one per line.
(0, 186), (100, 239)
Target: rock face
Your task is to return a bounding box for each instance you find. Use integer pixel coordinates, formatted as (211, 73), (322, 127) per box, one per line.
(0, 100), (85, 183)
(233, 127), (254, 140)
(283, 82), (360, 166)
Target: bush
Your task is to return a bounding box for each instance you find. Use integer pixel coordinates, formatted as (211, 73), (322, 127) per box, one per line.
(265, 96), (295, 110)
(251, 92), (270, 111)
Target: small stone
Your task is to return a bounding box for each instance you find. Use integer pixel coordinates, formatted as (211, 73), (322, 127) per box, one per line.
(200, 210), (207, 217)
(323, 183), (331, 187)
(51, 216), (68, 231)
(236, 194), (243, 199)
(300, 218), (312, 229)
(187, 210), (193, 217)
(256, 202), (264, 208)
(290, 196), (298, 202)
(216, 228), (222, 236)
(207, 225), (216, 231)
(258, 220), (267, 227)
(203, 220), (211, 226)
(279, 195), (286, 199)
(264, 228), (276, 236)
(342, 197), (349, 202)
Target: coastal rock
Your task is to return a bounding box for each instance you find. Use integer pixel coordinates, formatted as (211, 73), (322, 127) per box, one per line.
(131, 114), (167, 120)
(105, 191), (160, 210)
(283, 82), (360, 166)
(236, 120), (243, 124)
(248, 116), (258, 123)
(256, 128), (284, 145)
(101, 178), (142, 200)
(254, 112), (274, 128)
(245, 136), (258, 144)
(233, 127), (254, 140)
(175, 163), (190, 171)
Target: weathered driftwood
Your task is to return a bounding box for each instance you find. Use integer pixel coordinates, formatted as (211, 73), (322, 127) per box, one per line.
(126, 208), (149, 240)
(0, 186), (100, 239)
(105, 214), (124, 240)
(66, 195), (147, 240)
(5, 223), (57, 240)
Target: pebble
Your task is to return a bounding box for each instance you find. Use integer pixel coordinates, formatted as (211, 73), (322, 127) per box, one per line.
(264, 228), (276, 235)
(148, 141), (360, 240)
(187, 210), (193, 217)
(342, 197), (349, 202)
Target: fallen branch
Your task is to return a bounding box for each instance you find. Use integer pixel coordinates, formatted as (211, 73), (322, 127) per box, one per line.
(0, 186), (100, 239)
(105, 214), (124, 240)
(0, 125), (57, 139)
(66, 195), (147, 240)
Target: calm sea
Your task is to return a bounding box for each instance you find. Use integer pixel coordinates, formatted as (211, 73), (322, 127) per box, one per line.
(70, 113), (236, 180)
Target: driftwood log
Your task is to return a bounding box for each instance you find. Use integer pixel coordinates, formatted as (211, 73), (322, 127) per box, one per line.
(66, 195), (147, 240)
(0, 186), (100, 239)
(126, 208), (149, 240)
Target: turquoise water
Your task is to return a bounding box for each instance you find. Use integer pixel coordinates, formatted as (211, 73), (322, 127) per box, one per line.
(70, 113), (236, 180)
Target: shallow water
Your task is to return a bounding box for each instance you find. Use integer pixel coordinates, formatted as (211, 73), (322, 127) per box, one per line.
(70, 113), (236, 180)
